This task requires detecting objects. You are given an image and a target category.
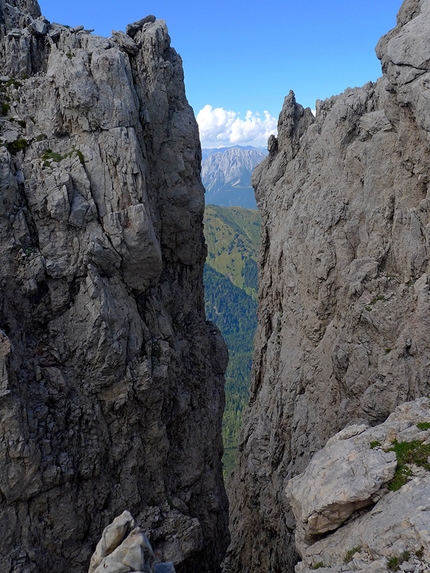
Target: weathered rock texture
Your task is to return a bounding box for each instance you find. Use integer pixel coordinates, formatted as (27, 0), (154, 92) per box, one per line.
(0, 1), (229, 571)
(88, 510), (176, 573)
(285, 424), (398, 545)
(89, 511), (156, 573)
(227, 0), (430, 570)
(290, 398), (430, 573)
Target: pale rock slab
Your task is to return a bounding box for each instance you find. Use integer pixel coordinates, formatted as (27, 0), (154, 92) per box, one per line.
(89, 511), (138, 573)
(287, 398), (430, 571)
(297, 475), (430, 572)
(286, 425), (397, 542)
(89, 511), (176, 573)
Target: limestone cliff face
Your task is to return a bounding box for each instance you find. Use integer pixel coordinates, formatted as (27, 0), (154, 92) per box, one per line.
(0, 1), (229, 571)
(227, 0), (430, 570)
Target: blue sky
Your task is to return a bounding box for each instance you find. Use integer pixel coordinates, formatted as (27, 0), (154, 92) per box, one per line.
(39, 0), (403, 147)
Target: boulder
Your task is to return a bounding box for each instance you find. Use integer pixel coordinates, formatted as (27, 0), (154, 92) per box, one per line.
(286, 424), (397, 542)
(287, 399), (430, 571)
(89, 512), (176, 573)
(112, 30), (140, 56)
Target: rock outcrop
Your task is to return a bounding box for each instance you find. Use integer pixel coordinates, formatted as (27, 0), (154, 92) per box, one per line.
(0, 1), (229, 571)
(288, 398), (430, 573)
(227, 0), (430, 570)
(88, 511), (176, 573)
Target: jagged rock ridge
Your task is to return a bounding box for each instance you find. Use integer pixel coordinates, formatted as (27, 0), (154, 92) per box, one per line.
(0, 1), (229, 571)
(226, 0), (430, 571)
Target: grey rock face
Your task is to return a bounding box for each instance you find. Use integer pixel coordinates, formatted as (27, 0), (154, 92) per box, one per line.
(291, 399), (430, 572)
(0, 0), (47, 77)
(0, 1), (228, 572)
(227, 0), (430, 570)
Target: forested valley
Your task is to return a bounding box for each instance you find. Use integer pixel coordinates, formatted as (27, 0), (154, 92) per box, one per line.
(203, 205), (260, 474)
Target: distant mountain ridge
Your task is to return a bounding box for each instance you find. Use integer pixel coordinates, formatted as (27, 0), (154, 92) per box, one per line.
(202, 146), (267, 209)
(201, 145), (267, 161)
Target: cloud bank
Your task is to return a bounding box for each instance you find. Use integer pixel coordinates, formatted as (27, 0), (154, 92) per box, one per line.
(196, 105), (277, 148)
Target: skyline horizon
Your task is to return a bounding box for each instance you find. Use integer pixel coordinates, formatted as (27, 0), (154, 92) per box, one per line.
(38, 0), (403, 147)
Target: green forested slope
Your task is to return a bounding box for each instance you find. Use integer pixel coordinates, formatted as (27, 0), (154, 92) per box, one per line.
(203, 205), (260, 475)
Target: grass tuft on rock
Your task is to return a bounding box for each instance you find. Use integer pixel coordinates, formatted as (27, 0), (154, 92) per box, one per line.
(387, 556), (399, 571)
(387, 439), (430, 491)
(344, 547), (361, 563)
(7, 138), (27, 153)
(370, 441), (381, 449)
(42, 149), (64, 162)
(42, 147), (85, 166)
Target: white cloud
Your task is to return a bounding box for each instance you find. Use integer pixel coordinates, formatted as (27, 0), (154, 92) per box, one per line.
(196, 105), (277, 148)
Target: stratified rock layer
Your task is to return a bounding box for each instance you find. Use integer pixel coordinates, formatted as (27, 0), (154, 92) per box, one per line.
(227, 0), (430, 571)
(0, 1), (228, 571)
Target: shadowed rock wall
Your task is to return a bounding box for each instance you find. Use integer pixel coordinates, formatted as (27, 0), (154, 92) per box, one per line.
(226, 0), (430, 570)
(0, 1), (229, 571)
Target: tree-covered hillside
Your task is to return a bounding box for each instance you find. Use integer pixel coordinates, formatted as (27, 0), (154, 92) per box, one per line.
(203, 205), (260, 475)
(204, 204), (260, 295)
